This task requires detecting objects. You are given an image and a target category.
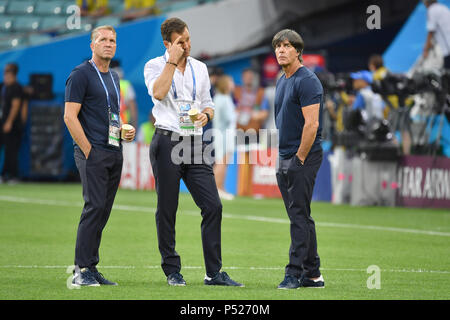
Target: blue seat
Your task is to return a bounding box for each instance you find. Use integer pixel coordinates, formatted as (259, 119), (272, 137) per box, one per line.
(0, 0), (8, 14)
(13, 16), (41, 32)
(34, 1), (65, 15)
(0, 16), (13, 32)
(40, 16), (67, 31)
(63, 17), (94, 34)
(7, 0), (35, 15)
(28, 33), (53, 46)
(95, 16), (121, 28)
(0, 35), (27, 51)
(109, 0), (124, 14)
(161, 0), (199, 13)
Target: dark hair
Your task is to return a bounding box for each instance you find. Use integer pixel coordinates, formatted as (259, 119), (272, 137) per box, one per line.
(5, 63), (18, 75)
(272, 29), (304, 62)
(161, 17), (188, 42)
(368, 54), (384, 69)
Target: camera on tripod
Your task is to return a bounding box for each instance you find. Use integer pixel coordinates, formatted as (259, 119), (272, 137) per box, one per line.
(372, 70), (450, 113)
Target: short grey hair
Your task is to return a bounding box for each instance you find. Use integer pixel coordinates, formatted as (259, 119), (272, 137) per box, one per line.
(272, 29), (304, 62)
(91, 25), (116, 42)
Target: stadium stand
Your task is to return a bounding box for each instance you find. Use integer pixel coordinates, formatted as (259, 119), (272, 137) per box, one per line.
(0, 0), (222, 52)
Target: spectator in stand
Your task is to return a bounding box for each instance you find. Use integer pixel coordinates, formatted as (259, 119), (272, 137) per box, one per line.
(350, 70), (385, 121)
(212, 75), (237, 201)
(368, 54), (412, 154)
(110, 61), (138, 128)
(0, 63), (23, 184)
(422, 0), (450, 69)
(202, 67), (223, 149)
(137, 112), (156, 145)
(208, 66), (224, 98)
(233, 68), (269, 196)
(234, 68), (268, 133)
(368, 54), (400, 114)
(77, 0), (110, 17)
(122, 0), (159, 21)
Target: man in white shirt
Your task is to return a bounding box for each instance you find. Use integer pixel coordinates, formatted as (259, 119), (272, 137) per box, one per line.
(143, 17), (243, 287)
(423, 0), (450, 68)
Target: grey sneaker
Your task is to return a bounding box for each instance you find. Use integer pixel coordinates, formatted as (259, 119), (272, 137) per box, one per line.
(204, 271), (244, 287)
(72, 267), (100, 287)
(90, 268), (118, 286)
(167, 272), (186, 286)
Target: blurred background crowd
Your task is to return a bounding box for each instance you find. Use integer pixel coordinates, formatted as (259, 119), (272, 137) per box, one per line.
(0, 0), (449, 208)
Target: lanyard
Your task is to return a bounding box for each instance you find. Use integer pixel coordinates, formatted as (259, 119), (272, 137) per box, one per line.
(89, 59), (120, 110)
(163, 55), (196, 101)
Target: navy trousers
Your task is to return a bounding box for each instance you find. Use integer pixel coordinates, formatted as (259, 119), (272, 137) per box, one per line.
(150, 131), (222, 277)
(276, 150), (323, 278)
(73, 146), (123, 268)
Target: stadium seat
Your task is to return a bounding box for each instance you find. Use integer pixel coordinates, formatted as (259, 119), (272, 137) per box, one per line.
(28, 33), (53, 46)
(40, 16), (67, 32)
(0, 16), (13, 31)
(161, 0), (199, 13)
(0, 0), (8, 14)
(108, 0), (124, 14)
(7, 0), (35, 15)
(0, 35), (27, 51)
(34, 1), (66, 16)
(13, 16), (41, 32)
(63, 17), (94, 34)
(95, 16), (121, 28)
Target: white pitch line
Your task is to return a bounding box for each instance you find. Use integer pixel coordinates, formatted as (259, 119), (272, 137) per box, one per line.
(0, 265), (448, 274)
(1, 195), (449, 237)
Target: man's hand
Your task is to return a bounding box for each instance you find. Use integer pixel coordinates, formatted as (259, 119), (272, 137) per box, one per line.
(167, 36), (184, 65)
(196, 112), (209, 127)
(122, 127), (136, 142)
(83, 144), (92, 159)
(295, 153), (305, 165)
(2, 121), (12, 133)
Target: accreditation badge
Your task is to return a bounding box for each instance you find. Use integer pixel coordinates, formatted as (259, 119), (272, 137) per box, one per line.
(177, 99), (202, 136)
(108, 109), (121, 147)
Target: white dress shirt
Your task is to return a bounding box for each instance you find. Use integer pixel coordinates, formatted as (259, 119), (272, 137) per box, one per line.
(143, 50), (214, 134)
(427, 2), (450, 56)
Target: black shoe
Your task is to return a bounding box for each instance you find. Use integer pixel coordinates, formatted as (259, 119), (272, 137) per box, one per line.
(300, 275), (325, 288)
(204, 271), (244, 287)
(90, 268), (118, 286)
(277, 274), (301, 289)
(72, 267), (100, 287)
(167, 272), (186, 286)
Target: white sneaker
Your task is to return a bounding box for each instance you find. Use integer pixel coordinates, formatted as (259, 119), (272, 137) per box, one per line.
(218, 189), (234, 200)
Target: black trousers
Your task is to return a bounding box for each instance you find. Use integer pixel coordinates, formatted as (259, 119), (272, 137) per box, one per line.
(150, 131), (222, 277)
(0, 127), (22, 180)
(73, 146), (123, 268)
(276, 150), (323, 279)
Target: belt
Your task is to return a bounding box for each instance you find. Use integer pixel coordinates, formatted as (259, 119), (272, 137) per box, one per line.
(155, 128), (173, 136)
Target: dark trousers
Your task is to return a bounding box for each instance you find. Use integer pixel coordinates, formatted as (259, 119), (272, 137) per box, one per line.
(276, 150), (323, 278)
(0, 127), (22, 180)
(73, 146), (123, 268)
(150, 131), (222, 277)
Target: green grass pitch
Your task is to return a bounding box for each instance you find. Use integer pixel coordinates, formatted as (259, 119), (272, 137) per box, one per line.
(0, 183), (449, 300)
